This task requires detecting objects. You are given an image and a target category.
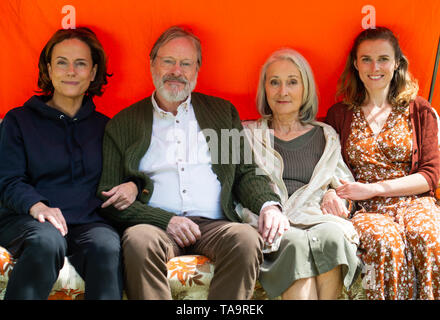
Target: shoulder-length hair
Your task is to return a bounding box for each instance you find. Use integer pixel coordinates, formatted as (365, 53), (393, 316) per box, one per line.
(37, 27), (111, 97)
(336, 26), (418, 108)
(256, 48), (318, 123)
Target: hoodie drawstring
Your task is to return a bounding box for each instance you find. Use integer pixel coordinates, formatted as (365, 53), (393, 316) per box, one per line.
(72, 118), (87, 177)
(59, 115), (75, 183)
(60, 115), (86, 183)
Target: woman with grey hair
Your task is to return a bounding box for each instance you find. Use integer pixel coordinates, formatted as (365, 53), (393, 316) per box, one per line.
(238, 48), (362, 299)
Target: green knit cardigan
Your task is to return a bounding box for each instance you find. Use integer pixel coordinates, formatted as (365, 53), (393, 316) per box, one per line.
(97, 92), (280, 230)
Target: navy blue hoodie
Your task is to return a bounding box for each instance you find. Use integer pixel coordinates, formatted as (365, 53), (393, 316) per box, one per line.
(0, 95), (109, 225)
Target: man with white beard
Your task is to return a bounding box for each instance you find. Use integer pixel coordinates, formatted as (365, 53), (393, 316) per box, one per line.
(97, 26), (289, 300)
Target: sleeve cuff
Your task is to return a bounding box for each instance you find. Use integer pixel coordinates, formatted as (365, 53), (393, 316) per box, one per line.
(260, 201), (282, 213)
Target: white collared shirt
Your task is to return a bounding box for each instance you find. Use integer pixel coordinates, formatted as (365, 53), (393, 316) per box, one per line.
(138, 93), (225, 219)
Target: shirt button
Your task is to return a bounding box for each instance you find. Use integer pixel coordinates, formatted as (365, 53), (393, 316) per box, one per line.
(181, 167), (185, 171)
(182, 189), (187, 193)
(312, 237), (318, 241)
(176, 120), (180, 124)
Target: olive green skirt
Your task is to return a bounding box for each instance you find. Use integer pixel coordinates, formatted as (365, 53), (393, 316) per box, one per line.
(259, 222), (362, 298)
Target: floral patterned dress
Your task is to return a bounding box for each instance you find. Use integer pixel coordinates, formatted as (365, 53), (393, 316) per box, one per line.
(347, 105), (440, 300)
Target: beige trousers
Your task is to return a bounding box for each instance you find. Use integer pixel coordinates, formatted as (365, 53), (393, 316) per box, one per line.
(122, 216), (263, 300)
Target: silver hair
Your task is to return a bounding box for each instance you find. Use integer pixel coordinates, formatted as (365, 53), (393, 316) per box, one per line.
(149, 25), (202, 68)
(256, 48), (318, 123)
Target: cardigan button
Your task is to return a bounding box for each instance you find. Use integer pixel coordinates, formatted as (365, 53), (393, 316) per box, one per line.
(414, 149), (418, 154)
(142, 189), (149, 195)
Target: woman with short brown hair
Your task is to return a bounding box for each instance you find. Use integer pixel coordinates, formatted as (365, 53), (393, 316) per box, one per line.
(0, 27), (132, 300)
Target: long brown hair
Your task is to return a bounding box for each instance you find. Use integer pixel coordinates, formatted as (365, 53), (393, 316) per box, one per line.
(336, 27), (418, 108)
(37, 27), (111, 97)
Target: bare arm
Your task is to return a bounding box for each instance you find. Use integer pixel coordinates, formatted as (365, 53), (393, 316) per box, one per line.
(336, 174), (429, 200)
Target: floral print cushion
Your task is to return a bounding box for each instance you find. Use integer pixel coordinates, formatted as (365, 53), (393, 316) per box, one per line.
(0, 246), (14, 299)
(0, 246), (84, 300)
(167, 255), (214, 300)
(1, 246), (364, 300)
(166, 255), (273, 300)
(48, 258), (85, 300)
(1, 247), (219, 300)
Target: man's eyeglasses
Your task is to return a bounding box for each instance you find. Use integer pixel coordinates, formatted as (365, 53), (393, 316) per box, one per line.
(156, 56), (196, 72)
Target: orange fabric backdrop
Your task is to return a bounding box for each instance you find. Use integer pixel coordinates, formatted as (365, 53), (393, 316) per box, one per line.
(0, 0), (439, 120)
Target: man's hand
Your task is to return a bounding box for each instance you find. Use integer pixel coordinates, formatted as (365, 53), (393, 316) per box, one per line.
(101, 181), (138, 210)
(321, 189), (349, 218)
(166, 216), (201, 248)
(29, 202), (68, 236)
(258, 205), (289, 244)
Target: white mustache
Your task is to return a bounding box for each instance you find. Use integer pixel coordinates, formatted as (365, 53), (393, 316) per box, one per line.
(162, 75), (188, 84)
